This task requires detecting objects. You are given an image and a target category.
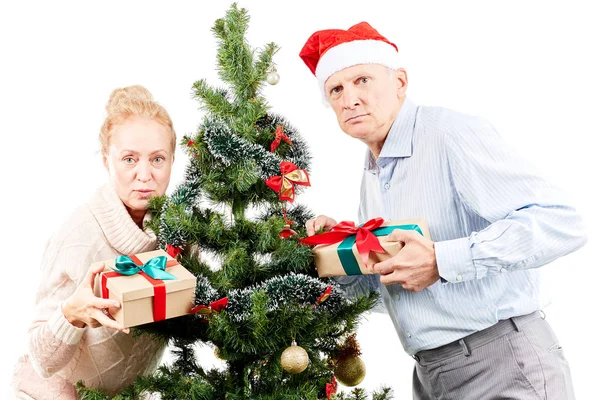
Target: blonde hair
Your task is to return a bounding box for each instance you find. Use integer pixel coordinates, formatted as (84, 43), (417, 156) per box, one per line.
(100, 85), (176, 156)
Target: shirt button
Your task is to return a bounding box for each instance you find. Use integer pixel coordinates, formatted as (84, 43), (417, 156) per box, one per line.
(384, 183), (390, 190)
(500, 268), (506, 273)
(407, 332), (412, 338)
(456, 274), (463, 281)
(394, 294), (400, 300)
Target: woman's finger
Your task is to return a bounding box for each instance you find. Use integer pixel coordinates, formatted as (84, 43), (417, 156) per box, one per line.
(91, 308), (127, 332)
(86, 262), (106, 287)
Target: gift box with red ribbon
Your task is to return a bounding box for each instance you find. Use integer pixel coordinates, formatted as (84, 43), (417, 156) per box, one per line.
(93, 249), (197, 328)
(300, 218), (431, 278)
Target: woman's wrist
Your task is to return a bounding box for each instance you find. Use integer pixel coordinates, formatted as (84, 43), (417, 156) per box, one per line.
(61, 300), (86, 328)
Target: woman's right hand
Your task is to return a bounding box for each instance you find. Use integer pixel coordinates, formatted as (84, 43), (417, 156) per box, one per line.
(61, 262), (130, 334)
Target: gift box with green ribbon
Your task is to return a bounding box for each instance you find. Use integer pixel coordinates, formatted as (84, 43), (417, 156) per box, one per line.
(300, 218), (431, 278)
(93, 249), (197, 328)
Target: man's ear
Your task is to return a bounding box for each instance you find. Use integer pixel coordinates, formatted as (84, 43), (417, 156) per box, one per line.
(102, 155), (109, 171)
(394, 68), (408, 98)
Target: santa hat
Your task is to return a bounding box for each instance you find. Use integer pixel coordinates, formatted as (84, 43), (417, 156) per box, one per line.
(299, 22), (401, 103)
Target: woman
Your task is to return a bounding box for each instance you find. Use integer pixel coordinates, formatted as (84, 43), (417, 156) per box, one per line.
(12, 85), (177, 399)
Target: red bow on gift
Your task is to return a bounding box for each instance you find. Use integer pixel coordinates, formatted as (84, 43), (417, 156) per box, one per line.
(300, 217), (386, 267)
(265, 162), (311, 202)
(189, 297), (229, 316)
(270, 125), (293, 152)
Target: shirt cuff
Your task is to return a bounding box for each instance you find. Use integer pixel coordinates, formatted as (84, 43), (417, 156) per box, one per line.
(434, 237), (476, 283)
(50, 305), (85, 345)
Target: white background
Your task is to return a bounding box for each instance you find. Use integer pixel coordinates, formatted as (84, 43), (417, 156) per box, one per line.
(1, 1), (598, 398)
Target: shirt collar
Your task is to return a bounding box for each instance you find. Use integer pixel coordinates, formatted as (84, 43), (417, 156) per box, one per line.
(364, 98), (417, 173)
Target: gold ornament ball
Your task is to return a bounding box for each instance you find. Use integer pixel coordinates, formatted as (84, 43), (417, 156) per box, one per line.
(280, 345), (309, 374)
(266, 71), (280, 85)
(334, 356), (366, 387)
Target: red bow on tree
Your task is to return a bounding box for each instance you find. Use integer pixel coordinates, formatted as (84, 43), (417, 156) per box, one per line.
(326, 375), (338, 399)
(300, 217), (386, 267)
(265, 161), (311, 202)
(189, 297), (229, 316)
(270, 125), (293, 152)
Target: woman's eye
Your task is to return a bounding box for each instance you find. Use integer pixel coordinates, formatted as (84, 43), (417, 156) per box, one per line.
(153, 157), (165, 164)
(359, 77), (369, 84)
(123, 157), (135, 164)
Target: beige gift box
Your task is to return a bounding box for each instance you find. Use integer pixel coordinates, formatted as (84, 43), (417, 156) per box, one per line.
(313, 218), (431, 278)
(93, 249), (196, 328)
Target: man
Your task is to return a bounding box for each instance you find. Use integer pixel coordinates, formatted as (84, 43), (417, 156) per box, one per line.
(299, 22), (587, 399)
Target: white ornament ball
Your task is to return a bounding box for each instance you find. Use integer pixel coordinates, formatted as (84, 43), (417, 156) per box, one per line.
(266, 71), (280, 85)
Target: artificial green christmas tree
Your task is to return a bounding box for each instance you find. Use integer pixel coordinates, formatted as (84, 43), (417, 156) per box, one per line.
(78, 4), (391, 399)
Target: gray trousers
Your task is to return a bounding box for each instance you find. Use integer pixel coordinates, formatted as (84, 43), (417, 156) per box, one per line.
(412, 311), (575, 400)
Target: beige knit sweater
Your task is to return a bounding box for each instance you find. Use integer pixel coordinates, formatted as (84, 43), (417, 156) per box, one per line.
(12, 183), (167, 399)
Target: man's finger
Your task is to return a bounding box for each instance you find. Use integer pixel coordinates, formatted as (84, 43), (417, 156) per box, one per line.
(386, 229), (416, 243)
(380, 270), (403, 286)
(314, 215), (327, 232)
(306, 219), (316, 236)
(373, 258), (396, 275)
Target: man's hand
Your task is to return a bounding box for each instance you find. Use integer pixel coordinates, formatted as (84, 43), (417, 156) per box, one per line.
(373, 229), (440, 291)
(305, 215), (338, 236)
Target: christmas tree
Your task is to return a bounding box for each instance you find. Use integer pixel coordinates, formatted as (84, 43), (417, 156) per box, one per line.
(78, 4), (392, 399)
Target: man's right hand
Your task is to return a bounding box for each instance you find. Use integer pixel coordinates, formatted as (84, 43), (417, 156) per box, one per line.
(305, 215), (338, 236)
(61, 262), (130, 334)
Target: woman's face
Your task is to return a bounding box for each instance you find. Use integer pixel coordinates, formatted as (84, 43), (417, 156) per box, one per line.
(103, 117), (174, 215)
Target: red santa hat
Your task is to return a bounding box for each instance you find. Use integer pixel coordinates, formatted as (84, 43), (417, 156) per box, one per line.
(299, 22), (401, 103)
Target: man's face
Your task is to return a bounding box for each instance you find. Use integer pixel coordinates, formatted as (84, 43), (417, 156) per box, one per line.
(325, 64), (406, 144)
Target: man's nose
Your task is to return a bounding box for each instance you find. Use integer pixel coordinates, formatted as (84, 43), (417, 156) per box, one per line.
(341, 87), (359, 109)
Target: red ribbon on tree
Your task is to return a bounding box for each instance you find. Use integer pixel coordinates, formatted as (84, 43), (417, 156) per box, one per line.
(314, 285), (333, 308)
(265, 161), (310, 202)
(270, 125), (293, 152)
(166, 244), (182, 258)
(300, 217), (386, 268)
(189, 297), (229, 315)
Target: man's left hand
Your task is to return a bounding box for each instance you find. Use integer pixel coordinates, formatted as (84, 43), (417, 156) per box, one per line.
(373, 229), (440, 291)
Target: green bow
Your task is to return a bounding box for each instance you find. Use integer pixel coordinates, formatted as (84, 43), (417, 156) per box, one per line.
(112, 255), (176, 280)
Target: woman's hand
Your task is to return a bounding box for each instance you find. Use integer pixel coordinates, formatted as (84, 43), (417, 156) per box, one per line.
(61, 262), (130, 334)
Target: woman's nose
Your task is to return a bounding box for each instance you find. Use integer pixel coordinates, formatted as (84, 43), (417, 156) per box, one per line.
(135, 161), (152, 182)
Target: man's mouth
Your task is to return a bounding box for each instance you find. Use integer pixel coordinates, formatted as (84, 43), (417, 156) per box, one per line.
(346, 114), (368, 123)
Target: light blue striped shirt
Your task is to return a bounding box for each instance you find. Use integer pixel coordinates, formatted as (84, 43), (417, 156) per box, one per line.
(336, 98), (587, 355)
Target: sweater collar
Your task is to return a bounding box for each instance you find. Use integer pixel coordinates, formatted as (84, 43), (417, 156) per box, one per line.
(87, 183), (157, 255)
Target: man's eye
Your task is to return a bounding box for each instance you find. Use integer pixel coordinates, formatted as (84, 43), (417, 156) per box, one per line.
(153, 157), (165, 164)
(359, 77), (369, 84)
(123, 157), (135, 164)
(331, 86), (342, 95)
